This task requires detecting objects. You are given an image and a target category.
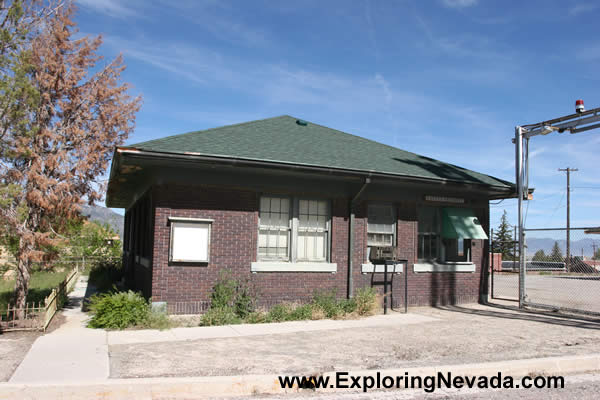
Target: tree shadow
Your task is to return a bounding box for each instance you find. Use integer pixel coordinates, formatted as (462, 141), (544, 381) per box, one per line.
(393, 156), (512, 186)
(435, 301), (600, 330)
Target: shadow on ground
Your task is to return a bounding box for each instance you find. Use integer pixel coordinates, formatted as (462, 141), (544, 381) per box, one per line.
(435, 301), (600, 330)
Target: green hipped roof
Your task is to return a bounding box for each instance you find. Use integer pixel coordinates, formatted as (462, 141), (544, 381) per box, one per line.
(127, 115), (513, 189)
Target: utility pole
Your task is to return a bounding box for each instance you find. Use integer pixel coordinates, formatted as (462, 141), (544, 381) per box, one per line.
(558, 167), (578, 272)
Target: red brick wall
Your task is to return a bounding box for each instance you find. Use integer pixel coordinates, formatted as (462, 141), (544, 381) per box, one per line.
(146, 184), (487, 313)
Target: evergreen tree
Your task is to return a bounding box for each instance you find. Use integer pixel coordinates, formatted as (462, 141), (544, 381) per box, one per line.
(492, 210), (515, 261)
(550, 241), (564, 262)
(532, 249), (547, 262)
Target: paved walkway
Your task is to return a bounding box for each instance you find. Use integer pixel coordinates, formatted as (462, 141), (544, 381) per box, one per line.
(9, 275), (109, 383)
(7, 275), (437, 383)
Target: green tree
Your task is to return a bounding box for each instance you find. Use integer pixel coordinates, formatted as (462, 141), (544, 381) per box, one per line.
(550, 241), (564, 262)
(0, 2), (141, 313)
(532, 249), (547, 262)
(492, 210), (516, 261)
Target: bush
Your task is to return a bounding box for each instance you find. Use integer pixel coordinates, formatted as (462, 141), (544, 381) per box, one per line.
(245, 311), (268, 324)
(87, 290), (149, 329)
(234, 280), (255, 319)
(312, 289), (344, 319)
(354, 287), (378, 316)
(288, 303), (313, 320)
(88, 259), (123, 293)
(201, 306), (242, 326)
(266, 303), (293, 322)
(210, 272), (237, 309)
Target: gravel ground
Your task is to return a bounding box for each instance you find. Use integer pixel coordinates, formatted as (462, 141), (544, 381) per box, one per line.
(224, 373), (600, 400)
(109, 301), (600, 379)
(0, 330), (40, 381)
(0, 311), (65, 381)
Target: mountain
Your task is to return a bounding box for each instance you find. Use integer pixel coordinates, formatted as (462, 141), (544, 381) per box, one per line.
(80, 204), (124, 238)
(526, 237), (599, 258)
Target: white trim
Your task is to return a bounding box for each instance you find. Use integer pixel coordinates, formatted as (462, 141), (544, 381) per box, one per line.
(168, 217), (214, 223)
(169, 220), (212, 263)
(251, 262), (337, 273)
(361, 263), (404, 274)
(413, 262), (475, 273)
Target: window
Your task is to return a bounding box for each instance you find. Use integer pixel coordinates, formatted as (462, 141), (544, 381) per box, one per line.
(417, 207), (473, 263)
(258, 197), (291, 260)
(418, 207), (440, 261)
(367, 204), (395, 247)
(169, 218), (212, 263)
(258, 196), (330, 262)
(297, 199), (329, 261)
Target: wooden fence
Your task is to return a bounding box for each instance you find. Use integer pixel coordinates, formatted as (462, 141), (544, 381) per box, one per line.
(0, 267), (79, 332)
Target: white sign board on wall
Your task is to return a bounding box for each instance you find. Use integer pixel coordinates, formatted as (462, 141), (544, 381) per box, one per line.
(169, 218), (212, 263)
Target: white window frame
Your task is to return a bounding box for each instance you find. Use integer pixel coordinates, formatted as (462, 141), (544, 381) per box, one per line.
(258, 196), (292, 261)
(367, 203), (396, 251)
(253, 195), (336, 272)
(416, 207), (474, 270)
(168, 217), (213, 263)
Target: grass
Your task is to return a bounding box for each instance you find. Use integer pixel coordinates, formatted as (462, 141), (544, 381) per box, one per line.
(0, 269), (70, 311)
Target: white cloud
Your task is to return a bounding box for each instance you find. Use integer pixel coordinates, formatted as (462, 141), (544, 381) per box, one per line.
(76, 0), (140, 18)
(569, 3), (598, 16)
(441, 0), (478, 9)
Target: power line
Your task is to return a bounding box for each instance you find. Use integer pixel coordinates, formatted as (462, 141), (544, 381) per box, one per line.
(558, 167), (578, 272)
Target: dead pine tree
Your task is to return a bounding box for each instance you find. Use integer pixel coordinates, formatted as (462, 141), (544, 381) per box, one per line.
(0, 1), (141, 317)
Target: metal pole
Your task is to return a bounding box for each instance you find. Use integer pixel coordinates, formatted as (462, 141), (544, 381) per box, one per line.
(559, 168), (577, 272)
(383, 260), (388, 315)
(516, 126), (526, 307)
(490, 228), (494, 299)
(404, 261), (408, 314)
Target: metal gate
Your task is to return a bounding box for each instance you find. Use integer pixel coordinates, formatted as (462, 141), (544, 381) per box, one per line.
(522, 227), (600, 315)
(490, 228), (520, 301)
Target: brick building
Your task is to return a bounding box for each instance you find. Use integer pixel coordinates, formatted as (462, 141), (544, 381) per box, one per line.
(106, 116), (515, 313)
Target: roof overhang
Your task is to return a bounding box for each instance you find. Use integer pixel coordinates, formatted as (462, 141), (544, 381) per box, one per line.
(106, 147), (517, 208)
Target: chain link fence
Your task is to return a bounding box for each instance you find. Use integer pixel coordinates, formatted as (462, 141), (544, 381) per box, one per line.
(523, 228), (600, 315)
(489, 227), (520, 301)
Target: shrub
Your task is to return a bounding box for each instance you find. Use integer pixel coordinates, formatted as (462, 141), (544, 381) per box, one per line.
(266, 303), (293, 322)
(88, 260), (124, 293)
(339, 298), (357, 314)
(245, 311), (268, 324)
(201, 306), (241, 326)
(288, 303), (313, 321)
(210, 271), (237, 309)
(140, 306), (172, 330)
(355, 287), (378, 316)
(234, 279), (255, 319)
(312, 289), (344, 319)
(87, 290), (149, 329)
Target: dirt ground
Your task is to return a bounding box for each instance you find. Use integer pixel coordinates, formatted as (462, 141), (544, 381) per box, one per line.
(0, 330), (40, 381)
(0, 313), (65, 382)
(109, 301), (600, 379)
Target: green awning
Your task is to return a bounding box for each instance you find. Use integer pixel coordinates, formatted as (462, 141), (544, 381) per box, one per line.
(442, 208), (488, 240)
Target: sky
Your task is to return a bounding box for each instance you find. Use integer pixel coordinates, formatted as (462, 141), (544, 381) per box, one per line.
(74, 0), (600, 238)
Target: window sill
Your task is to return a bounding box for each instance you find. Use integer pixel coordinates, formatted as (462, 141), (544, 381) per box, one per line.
(251, 262), (337, 273)
(414, 262), (475, 273)
(361, 263), (404, 274)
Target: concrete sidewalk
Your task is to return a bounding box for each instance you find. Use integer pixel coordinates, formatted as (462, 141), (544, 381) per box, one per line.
(2, 353), (600, 399)
(9, 275), (109, 384)
(7, 275), (438, 383)
(108, 311), (438, 345)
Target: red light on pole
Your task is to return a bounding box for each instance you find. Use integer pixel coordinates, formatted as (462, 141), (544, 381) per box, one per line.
(576, 99), (585, 114)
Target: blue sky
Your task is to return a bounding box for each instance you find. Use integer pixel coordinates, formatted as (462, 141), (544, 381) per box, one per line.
(75, 0), (600, 234)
